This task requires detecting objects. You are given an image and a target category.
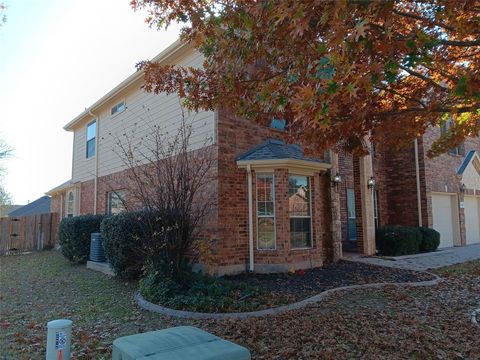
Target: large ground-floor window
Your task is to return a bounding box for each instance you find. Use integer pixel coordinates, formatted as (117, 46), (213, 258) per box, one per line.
(256, 173), (276, 250)
(289, 175), (312, 248)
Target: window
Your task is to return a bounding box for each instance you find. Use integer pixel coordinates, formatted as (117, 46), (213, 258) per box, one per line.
(289, 175), (312, 248)
(86, 121), (96, 158)
(347, 188), (357, 241)
(111, 101), (126, 116)
(373, 190), (379, 229)
(66, 191), (74, 218)
(256, 173), (275, 250)
(107, 190), (126, 215)
(440, 120), (465, 156)
(269, 118), (287, 131)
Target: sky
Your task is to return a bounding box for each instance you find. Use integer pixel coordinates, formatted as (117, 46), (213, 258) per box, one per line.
(0, 0), (180, 204)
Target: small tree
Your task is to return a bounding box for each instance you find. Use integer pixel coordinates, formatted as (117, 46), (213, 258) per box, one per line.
(111, 108), (216, 281)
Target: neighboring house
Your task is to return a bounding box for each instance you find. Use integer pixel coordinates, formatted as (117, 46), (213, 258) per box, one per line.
(0, 204), (22, 217)
(8, 196), (51, 217)
(46, 39), (480, 275)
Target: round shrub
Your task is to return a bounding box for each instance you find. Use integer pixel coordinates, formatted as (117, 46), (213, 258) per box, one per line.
(58, 215), (105, 263)
(418, 227), (440, 252)
(100, 212), (146, 279)
(376, 226), (421, 256)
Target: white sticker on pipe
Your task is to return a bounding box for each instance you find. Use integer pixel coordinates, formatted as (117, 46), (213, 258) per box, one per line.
(55, 331), (67, 350)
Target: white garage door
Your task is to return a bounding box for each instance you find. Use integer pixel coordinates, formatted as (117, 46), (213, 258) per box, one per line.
(465, 196), (480, 245)
(432, 194), (456, 248)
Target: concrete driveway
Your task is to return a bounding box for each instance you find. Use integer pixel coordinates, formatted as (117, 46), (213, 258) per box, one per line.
(344, 244), (480, 271)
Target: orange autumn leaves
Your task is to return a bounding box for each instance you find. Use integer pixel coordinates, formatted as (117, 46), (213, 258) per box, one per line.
(133, 0), (480, 156)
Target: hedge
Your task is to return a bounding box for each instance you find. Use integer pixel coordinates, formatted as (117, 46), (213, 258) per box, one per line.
(100, 213), (146, 279)
(418, 227), (441, 252)
(58, 215), (105, 263)
(376, 226), (421, 256)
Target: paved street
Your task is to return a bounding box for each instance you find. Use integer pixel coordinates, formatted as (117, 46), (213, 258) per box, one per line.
(344, 244), (480, 271)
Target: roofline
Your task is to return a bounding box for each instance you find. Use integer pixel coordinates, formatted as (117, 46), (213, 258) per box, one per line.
(457, 150), (478, 175)
(236, 158), (332, 172)
(45, 180), (78, 196)
(63, 39), (188, 131)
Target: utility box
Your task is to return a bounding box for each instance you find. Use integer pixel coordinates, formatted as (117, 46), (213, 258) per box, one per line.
(112, 326), (251, 360)
(89, 233), (106, 262)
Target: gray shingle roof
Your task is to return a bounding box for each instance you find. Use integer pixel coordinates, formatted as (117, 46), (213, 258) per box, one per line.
(457, 150), (476, 175)
(236, 139), (321, 163)
(8, 196), (51, 217)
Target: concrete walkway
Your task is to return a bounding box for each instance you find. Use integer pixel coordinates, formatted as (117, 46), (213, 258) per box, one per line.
(343, 244), (480, 271)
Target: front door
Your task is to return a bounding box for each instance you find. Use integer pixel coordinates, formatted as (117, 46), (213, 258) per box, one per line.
(347, 188), (357, 241)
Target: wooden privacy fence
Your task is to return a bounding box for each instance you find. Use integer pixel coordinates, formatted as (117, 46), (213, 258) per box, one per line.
(0, 213), (58, 254)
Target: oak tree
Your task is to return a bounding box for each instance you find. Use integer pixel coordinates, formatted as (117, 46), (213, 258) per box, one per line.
(132, 0), (480, 156)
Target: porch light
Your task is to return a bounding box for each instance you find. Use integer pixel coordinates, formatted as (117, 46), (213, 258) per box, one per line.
(367, 176), (376, 189)
(331, 173), (342, 188)
(460, 183), (466, 193)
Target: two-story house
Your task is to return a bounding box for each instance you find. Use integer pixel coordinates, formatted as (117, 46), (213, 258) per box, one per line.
(47, 39), (480, 275)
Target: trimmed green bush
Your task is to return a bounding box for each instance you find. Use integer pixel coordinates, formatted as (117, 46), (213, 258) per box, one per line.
(100, 213), (146, 279)
(376, 226), (421, 256)
(58, 215), (105, 263)
(418, 227), (440, 252)
(138, 266), (270, 313)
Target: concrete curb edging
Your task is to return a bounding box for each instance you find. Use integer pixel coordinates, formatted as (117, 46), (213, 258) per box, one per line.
(135, 272), (443, 320)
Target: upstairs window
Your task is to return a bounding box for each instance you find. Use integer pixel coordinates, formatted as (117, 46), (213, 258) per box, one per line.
(440, 120), (465, 156)
(111, 101), (126, 116)
(107, 190), (126, 215)
(86, 121), (96, 158)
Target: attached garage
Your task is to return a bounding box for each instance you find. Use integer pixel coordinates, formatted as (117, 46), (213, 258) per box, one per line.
(431, 193), (460, 248)
(464, 196), (480, 245)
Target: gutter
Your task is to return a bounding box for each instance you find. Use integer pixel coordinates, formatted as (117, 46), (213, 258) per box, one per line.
(247, 164), (254, 272)
(414, 138), (423, 226)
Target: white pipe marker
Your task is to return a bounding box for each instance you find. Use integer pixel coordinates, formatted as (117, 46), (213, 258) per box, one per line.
(46, 319), (72, 360)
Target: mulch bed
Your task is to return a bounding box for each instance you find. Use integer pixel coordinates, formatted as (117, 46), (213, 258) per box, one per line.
(224, 260), (435, 301)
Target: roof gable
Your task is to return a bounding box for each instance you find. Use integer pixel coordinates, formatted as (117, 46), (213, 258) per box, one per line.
(457, 150), (480, 190)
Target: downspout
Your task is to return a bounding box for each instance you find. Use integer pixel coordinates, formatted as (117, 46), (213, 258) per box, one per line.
(88, 108), (99, 215)
(414, 138), (423, 226)
(247, 164), (254, 272)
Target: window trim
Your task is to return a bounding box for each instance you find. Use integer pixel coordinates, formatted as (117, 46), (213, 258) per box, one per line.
(289, 174), (313, 250)
(86, 120), (96, 159)
(256, 173), (276, 251)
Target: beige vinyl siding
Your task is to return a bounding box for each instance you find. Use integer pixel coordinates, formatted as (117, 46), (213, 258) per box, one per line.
(71, 48), (215, 182)
(72, 124), (96, 182)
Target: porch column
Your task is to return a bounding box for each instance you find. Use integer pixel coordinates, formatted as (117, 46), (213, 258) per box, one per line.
(329, 152), (342, 260)
(353, 155), (376, 255)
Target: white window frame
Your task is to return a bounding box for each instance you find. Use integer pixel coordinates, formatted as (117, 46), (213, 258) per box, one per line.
(86, 120), (96, 158)
(256, 173), (276, 250)
(111, 100), (126, 116)
(289, 174), (313, 250)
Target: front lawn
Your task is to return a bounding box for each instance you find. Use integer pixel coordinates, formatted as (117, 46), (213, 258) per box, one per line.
(1, 250), (479, 359)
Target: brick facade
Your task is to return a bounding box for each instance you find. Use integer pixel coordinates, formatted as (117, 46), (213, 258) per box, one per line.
(50, 107), (479, 270)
